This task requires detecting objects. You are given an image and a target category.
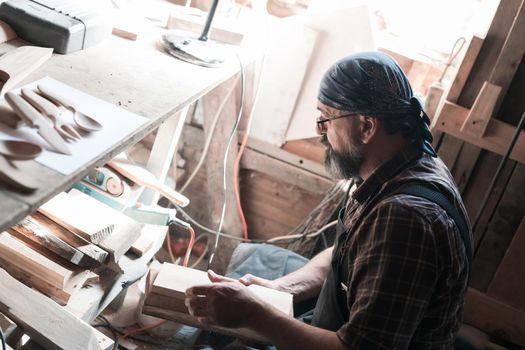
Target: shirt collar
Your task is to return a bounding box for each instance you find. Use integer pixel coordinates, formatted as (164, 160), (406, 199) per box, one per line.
(352, 144), (422, 204)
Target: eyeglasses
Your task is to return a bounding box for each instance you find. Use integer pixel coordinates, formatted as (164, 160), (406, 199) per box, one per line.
(316, 112), (357, 134)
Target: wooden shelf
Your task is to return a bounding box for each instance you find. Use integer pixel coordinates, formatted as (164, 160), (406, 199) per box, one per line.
(0, 30), (242, 233)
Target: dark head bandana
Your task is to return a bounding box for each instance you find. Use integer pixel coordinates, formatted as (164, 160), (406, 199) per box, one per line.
(318, 52), (437, 157)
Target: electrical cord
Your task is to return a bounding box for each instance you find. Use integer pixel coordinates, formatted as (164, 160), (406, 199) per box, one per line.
(233, 55), (266, 241)
(266, 220), (338, 243)
(179, 75), (241, 194)
(207, 53), (245, 269)
(190, 234), (210, 268)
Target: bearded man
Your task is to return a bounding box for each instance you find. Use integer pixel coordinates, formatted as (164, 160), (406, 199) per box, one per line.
(185, 52), (472, 350)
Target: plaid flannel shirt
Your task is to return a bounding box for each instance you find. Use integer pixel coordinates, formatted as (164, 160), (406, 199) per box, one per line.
(336, 146), (471, 349)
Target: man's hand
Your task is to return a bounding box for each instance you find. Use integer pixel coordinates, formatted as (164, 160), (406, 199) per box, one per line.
(239, 273), (279, 290)
(185, 270), (265, 329)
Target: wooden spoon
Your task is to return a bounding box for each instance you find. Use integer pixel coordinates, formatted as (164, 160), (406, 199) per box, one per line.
(0, 140), (42, 160)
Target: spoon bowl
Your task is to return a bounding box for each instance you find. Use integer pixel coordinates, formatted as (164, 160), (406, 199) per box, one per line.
(73, 110), (103, 132)
(0, 140), (42, 160)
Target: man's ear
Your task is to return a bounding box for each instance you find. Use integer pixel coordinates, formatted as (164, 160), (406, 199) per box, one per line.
(358, 116), (378, 144)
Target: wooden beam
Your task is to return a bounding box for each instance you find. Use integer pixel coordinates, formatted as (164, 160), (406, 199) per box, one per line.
(9, 216), (98, 267)
(38, 192), (114, 245)
(489, 0), (525, 111)
(464, 288), (525, 347)
(487, 216), (525, 310)
(0, 231), (72, 289)
(0, 268), (112, 350)
(470, 164), (525, 290)
(30, 212), (108, 264)
(434, 101), (525, 164)
(446, 35), (484, 104)
(461, 82), (502, 138)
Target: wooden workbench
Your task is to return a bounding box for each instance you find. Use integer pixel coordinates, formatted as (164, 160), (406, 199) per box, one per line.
(0, 28), (243, 233)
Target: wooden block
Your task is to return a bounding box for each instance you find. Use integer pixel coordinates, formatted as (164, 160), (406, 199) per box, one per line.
(144, 291), (187, 313)
(38, 191), (114, 244)
(0, 268), (113, 350)
(446, 35), (484, 103)
(68, 189), (142, 262)
(143, 304), (270, 344)
(0, 46), (53, 96)
(130, 224), (166, 256)
(112, 27), (138, 41)
(0, 252), (73, 305)
(0, 231), (72, 289)
(464, 288), (525, 347)
(433, 101), (525, 164)
(9, 215), (98, 267)
(487, 216), (525, 310)
(30, 212), (108, 264)
(461, 82), (502, 138)
(151, 263), (293, 316)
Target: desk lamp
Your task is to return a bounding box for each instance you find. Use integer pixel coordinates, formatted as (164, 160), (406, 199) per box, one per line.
(161, 0), (227, 67)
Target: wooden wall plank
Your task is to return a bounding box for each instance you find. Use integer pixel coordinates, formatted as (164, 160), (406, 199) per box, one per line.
(241, 148), (332, 194)
(458, 0), (522, 108)
(461, 152), (516, 243)
(487, 216), (525, 310)
(241, 170), (323, 240)
(470, 164), (525, 290)
(464, 288), (525, 347)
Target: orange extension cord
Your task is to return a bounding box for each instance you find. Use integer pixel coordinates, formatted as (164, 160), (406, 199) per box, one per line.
(233, 60), (264, 241)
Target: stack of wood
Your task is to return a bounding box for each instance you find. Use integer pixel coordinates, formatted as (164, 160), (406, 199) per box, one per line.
(0, 189), (142, 306)
(143, 263), (293, 344)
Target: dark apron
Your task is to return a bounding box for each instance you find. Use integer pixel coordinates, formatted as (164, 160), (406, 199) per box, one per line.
(310, 206), (349, 330)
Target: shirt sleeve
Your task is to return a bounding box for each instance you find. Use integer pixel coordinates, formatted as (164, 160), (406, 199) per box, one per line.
(337, 198), (440, 349)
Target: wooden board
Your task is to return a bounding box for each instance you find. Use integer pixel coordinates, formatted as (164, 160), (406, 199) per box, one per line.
(0, 252), (73, 306)
(31, 212), (108, 264)
(487, 216), (525, 310)
(240, 147), (332, 194)
(68, 189), (142, 262)
(9, 215), (98, 267)
(470, 164), (525, 291)
(0, 46), (53, 95)
(249, 17), (317, 146)
(464, 288), (525, 347)
(38, 191), (114, 244)
(143, 304), (270, 344)
(446, 35), (484, 103)
(0, 268), (112, 350)
(489, 0), (525, 112)
(286, 5), (375, 141)
(0, 231), (72, 289)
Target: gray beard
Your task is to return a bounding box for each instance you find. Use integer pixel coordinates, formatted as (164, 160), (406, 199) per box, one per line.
(321, 135), (364, 180)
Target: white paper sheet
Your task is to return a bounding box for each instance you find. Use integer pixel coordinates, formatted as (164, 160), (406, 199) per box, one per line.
(0, 77), (148, 175)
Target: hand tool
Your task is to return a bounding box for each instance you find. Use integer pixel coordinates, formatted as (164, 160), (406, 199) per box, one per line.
(21, 88), (81, 141)
(37, 84), (103, 132)
(5, 91), (71, 155)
